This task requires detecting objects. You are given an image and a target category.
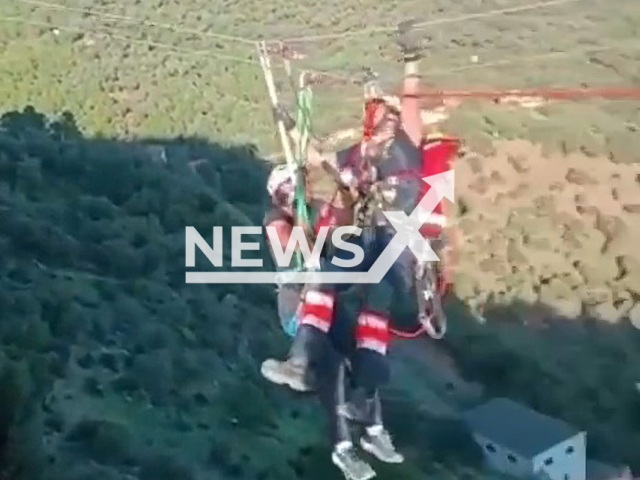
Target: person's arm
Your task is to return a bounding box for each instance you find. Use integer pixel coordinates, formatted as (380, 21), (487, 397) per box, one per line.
(396, 20), (424, 147)
(279, 112), (337, 170)
(400, 59), (423, 147)
(306, 140), (338, 169)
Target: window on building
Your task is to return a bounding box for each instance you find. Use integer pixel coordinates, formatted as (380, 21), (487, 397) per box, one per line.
(544, 457), (554, 466)
(485, 443), (496, 453)
(565, 446), (574, 454)
(507, 454), (517, 463)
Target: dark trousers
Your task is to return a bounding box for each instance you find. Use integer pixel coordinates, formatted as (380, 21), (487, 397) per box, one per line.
(301, 227), (416, 391)
(294, 226), (416, 445)
(315, 339), (384, 445)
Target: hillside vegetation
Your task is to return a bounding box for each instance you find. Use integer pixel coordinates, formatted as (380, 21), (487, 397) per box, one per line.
(0, 105), (638, 480)
(0, 107), (491, 480)
(1, 0), (640, 479)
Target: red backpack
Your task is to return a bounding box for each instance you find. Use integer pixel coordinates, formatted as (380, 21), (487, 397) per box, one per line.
(418, 135), (461, 237)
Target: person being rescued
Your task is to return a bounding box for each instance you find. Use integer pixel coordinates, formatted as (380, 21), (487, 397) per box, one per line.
(261, 21), (460, 480)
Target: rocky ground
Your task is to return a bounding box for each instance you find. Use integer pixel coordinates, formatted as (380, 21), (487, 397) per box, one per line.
(452, 138), (640, 326)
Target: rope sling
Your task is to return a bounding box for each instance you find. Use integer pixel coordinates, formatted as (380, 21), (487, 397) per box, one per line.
(279, 77), (314, 337)
(256, 41), (317, 336)
(291, 77), (313, 273)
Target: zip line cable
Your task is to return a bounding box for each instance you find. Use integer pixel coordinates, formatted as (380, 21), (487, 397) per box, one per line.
(0, 15), (258, 64)
(17, 0), (581, 46)
(17, 0), (257, 45)
(3, 13), (638, 102)
(10, 0), (604, 87)
(2, 4), (639, 101)
(351, 40), (640, 99)
(426, 41), (640, 77)
(277, 0), (581, 42)
(0, 12), (361, 84)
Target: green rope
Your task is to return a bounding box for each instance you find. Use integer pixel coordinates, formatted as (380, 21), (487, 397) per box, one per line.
(291, 84), (313, 271)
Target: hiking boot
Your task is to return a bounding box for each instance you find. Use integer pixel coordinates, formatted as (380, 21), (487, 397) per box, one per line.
(360, 425), (404, 464)
(331, 442), (376, 480)
(260, 357), (314, 392)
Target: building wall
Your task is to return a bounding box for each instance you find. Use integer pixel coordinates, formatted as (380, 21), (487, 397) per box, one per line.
(532, 432), (587, 480)
(473, 433), (534, 478)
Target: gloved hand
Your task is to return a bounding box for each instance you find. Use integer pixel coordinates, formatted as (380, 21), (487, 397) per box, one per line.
(396, 19), (424, 62)
(362, 67), (383, 97)
(362, 67), (378, 84)
(272, 105), (295, 131)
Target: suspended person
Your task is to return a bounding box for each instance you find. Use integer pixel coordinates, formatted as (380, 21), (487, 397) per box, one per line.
(260, 19), (454, 475)
(260, 97), (406, 480)
(261, 121), (459, 480)
(264, 161), (396, 480)
(261, 17), (426, 390)
(263, 138), (359, 336)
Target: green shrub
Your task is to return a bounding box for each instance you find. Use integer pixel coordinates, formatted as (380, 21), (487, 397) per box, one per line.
(65, 419), (134, 466)
(138, 453), (195, 480)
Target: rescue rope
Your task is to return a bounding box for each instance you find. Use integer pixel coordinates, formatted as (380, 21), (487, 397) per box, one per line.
(271, 42), (316, 274)
(291, 74), (314, 272)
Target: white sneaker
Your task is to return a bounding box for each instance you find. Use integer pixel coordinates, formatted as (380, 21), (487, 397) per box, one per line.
(331, 442), (376, 480)
(360, 425), (404, 464)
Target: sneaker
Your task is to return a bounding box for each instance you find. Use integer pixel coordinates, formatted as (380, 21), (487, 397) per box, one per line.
(260, 357), (313, 392)
(360, 425), (404, 464)
(331, 443), (376, 480)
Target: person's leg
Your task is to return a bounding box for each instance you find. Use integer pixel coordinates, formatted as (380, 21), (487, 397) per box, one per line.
(335, 358), (404, 465)
(350, 229), (398, 395)
(261, 282), (337, 392)
(263, 208), (294, 268)
(347, 303), (404, 464)
(261, 230), (368, 391)
(264, 209), (304, 336)
(317, 352), (376, 480)
(359, 390), (404, 464)
(346, 228), (409, 463)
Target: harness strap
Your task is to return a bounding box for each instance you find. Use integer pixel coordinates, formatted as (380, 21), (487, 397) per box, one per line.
(390, 325), (425, 338)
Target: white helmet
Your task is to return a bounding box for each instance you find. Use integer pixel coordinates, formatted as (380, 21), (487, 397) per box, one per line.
(267, 163), (294, 201)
